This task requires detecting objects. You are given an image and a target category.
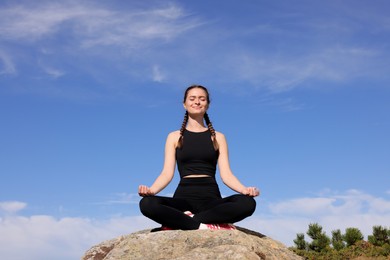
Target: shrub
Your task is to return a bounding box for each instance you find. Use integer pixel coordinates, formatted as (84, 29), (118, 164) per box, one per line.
(331, 229), (345, 251)
(343, 227), (364, 247)
(307, 223), (330, 252)
(368, 225), (389, 246)
(290, 224), (390, 259)
(293, 233), (307, 250)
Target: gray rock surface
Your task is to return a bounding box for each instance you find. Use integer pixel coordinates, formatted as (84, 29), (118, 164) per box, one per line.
(82, 226), (303, 260)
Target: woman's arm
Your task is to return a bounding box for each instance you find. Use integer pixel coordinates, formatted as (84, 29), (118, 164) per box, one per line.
(216, 132), (260, 197)
(138, 131), (179, 196)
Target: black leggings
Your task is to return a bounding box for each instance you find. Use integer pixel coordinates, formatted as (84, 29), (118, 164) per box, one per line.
(139, 177), (256, 230)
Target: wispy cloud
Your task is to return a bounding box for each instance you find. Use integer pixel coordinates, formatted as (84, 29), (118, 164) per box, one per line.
(0, 201), (26, 213)
(97, 192), (140, 205)
(0, 2), (201, 48)
(269, 197), (337, 216)
(152, 64), (165, 82)
(1, 189), (389, 259)
(226, 46), (385, 93)
(79, 6), (201, 49)
(250, 189), (390, 246)
(1, 1), (389, 100)
(0, 1), (205, 96)
(39, 62), (66, 78)
(0, 3), (87, 41)
(269, 189), (390, 216)
(0, 212), (154, 260)
(0, 51), (16, 75)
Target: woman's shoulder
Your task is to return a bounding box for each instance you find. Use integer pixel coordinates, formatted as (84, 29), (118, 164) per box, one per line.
(168, 130), (181, 136)
(164, 130), (181, 148)
(215, 131), (226, 141)
(166, 130), (181, 141)
(215, 130), (225, 137)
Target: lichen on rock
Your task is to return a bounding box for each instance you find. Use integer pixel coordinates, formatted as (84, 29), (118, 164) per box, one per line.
(82, 226), (303, 260)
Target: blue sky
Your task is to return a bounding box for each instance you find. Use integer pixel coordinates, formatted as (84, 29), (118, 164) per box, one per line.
(1, 0), (390, 259)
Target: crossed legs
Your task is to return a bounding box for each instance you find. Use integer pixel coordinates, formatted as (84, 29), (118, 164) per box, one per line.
(139, 194), (256, 230)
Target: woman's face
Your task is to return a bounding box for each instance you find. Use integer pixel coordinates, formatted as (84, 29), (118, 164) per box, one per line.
(183, 87), (209, 115)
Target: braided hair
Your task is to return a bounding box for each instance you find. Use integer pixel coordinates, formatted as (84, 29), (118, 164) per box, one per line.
(177, 111), (188, 149)
(177, 85), (219, 150)
(204, 112), (219, 150)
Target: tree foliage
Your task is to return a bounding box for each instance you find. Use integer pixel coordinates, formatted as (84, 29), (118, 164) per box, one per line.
(343, 227), (364, 247)
(368, 225), (390, 246)
(290, 224), (390, 259)
(293, 233), (307, 250)
(331, 229), (345, 251)
(306, 223), (330, 252)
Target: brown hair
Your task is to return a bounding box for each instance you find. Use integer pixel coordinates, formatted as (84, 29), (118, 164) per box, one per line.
(177, 85), (219, 150)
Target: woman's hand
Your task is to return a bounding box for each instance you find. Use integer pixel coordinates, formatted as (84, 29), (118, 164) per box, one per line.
(241, 187), (260, 197)
(138, 185), (155, 197)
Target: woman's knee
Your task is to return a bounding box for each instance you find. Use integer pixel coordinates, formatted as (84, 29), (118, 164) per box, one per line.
(139, 196), (158, 216)
(246, 196), (257, 214)
(234, 194), (257, 215)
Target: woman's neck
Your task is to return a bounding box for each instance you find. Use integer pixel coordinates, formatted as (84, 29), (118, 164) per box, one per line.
(186, 115), (207, 132)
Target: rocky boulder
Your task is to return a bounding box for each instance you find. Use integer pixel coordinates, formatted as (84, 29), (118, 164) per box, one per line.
(82, 226), (303, 260)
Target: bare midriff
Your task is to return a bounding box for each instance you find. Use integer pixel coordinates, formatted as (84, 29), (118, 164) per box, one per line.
(183, 174), (211, 178)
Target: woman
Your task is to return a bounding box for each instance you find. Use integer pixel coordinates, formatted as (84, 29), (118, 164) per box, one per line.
(138, 85), (259, 230)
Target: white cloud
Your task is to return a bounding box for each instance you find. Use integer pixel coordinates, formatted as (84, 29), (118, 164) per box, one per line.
(44, 67), (65, 78)
(0, 2), (201, 48)
(269, 189), (390, 216)
(0, 201), (26, 213)
(269, 197), (336, 215)
(152, 64), (165, 82)
(1, 1), (389, 98)
(1, 190), (389, 259)
(98, 192), (141, 205)
(227, 46), (384, 93)
(260, 189), (390, 246)
(39, 62), (66, 78)
(0, 1), (204, 90)
(0, 51), (16, 75)
(0, 212), (155, 260)
(0, 3), (86, 41)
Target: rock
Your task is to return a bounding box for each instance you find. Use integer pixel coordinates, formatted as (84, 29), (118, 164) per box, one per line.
(82, 226), (303, 260)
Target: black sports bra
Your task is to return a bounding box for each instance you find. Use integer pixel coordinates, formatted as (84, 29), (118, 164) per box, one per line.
(176, 129), (219, 178)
